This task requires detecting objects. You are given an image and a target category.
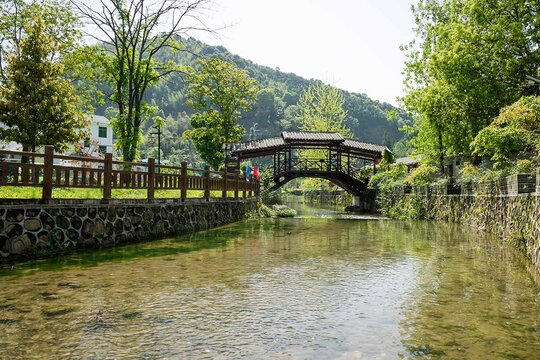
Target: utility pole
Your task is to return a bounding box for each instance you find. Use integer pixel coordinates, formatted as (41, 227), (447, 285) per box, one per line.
(151, 125), (161, 165)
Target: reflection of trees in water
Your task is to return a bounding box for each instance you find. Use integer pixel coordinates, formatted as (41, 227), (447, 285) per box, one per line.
(398, 223), (540, 358)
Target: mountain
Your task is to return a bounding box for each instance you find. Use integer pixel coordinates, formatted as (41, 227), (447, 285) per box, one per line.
(98, 37), (411, 163)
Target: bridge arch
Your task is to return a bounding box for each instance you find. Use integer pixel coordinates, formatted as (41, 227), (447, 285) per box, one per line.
(229, 131), (389, 197)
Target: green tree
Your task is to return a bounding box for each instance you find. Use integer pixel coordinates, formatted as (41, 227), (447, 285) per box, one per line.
(0, 16), (87, 153)
(402, 0), (540, 166)
(183, 57), (258, 169)
(0, 0), (81, 83)
(72, 0), (213, 161)
(298, 81), (351, 137)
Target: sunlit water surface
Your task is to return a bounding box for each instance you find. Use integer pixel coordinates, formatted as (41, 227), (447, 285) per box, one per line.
(0, 202), (539, 359)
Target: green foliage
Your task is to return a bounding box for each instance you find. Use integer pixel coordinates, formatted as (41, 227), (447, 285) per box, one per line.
(299, 178), (336, 192)
(275, 208), (297, 218)
(183, 58), (258, 169)
(457, 163), (480, 185)
(73, 0), (211, 162)
(259, 203), (275, 218)
(472, 96), (540, 167)
(404, 164), (438, 186)
(92, 36), (407, 159)
(386, 194), (427, 220)
(381, 149), (395, 165)
(0, 0), (81, 83)
(402, 0), (540, 167)
(368, 163), (408, 189)
(298, 81), (351, 137)
(512, 159), (536, 175)
(0, 15), (86, 152)
(271, 204), (297, 218)
(261, 191), (283, 206)
(139, 113), (201, 166)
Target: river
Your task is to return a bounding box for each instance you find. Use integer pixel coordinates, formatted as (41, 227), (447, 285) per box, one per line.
(0, 202), (539, 359)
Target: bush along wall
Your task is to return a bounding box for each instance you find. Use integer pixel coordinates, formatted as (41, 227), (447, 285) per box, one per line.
(378, 170), (540, 272)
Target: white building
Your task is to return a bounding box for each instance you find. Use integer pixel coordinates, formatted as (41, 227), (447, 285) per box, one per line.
(0, 114), (115, 159)
(79, 115), (115, 157)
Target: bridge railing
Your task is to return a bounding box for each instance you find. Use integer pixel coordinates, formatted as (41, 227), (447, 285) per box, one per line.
(0, 146), (260, 202)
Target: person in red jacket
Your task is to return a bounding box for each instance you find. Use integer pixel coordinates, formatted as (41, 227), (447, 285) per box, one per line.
(252, 165), (260, 181)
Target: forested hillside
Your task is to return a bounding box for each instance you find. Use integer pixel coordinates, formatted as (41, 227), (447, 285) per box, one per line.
(96, 37), (410, 162)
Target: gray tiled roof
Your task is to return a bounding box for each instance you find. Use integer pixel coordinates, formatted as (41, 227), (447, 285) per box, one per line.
(282, 131), (344, 142)
(342, 139), (387, 153)
(232, 131), (387, 157)
(396, 156), (420, 166)
(232, 137), (285, 152)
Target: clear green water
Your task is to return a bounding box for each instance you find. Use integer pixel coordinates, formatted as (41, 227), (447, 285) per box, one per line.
(0, 203), (539, 359)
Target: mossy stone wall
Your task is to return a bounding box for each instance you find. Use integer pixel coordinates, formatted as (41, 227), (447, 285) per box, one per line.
(0, 200), (258, 262)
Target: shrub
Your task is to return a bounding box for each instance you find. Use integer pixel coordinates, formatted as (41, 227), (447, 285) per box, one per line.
(458, 163), (480, 185)
(405, 164), (438, 186)
(275, 208), (297, 217)
(261, 191), (283, 206)
(512, 159), (536, 175)
(368, 163), (407, 189)
(259, 203), (275, 217)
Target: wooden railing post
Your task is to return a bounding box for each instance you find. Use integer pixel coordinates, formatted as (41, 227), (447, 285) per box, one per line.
(147, 158), (155, 201)
(181, 161), (187, 201)
(235, 172), (239, 199)
(102, 153), (112, 203)
(222, 167), (228, 199)
(204, 165), (210, 201)
(255, 179), (261, 198)
(41, 145), (54, 203)
(243, 175), (247, 199)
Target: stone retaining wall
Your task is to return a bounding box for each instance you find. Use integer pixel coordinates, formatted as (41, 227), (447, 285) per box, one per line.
(385, 193), (540, 272)
(0, 199), (258, 262)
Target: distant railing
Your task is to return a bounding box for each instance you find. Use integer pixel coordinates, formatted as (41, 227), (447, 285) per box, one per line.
(392, 171), (539, 197)
(0, 146), (260, 202)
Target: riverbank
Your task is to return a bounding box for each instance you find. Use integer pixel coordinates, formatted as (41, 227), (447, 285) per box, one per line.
(0, 199), (258, 264)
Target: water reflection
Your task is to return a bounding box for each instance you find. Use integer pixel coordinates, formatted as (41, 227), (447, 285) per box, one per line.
(0, 207), (538, 359)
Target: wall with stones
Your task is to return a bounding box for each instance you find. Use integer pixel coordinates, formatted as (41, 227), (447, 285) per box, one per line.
(384, 193), (540, 272)
(0, 200), (258, 262)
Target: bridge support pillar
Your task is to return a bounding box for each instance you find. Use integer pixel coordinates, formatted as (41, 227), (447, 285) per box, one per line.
(353, 195), (360, 207)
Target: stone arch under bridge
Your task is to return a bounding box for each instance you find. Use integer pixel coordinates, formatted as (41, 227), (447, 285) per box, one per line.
(228, 131), (389, 206)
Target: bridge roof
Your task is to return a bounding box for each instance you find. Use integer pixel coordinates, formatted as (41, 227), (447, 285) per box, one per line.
(231, 131), (388, 159)
(342, 139), (387, 153)
(282, 131), (344, 142)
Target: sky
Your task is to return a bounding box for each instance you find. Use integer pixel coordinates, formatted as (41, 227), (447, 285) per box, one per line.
(195, 0), (416, 106)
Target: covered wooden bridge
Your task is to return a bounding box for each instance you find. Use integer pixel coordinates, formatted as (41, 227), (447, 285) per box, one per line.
(229, 131), (388, 201)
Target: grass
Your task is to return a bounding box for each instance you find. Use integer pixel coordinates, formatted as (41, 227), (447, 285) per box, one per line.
(0, 186), (241, 200)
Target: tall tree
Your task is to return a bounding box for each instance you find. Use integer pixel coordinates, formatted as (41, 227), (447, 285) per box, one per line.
(296, 82), (351, 193)
(402, 0), (540, 166)
(183, 57), (258, 170)
(72, 0), (213, 161)
(0, 0), (81, 84)
(0, 16), (87, 153)
(298, 81), (351, 137)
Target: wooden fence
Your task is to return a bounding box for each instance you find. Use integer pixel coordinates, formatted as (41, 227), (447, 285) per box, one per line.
(0, 146), (260, 202)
